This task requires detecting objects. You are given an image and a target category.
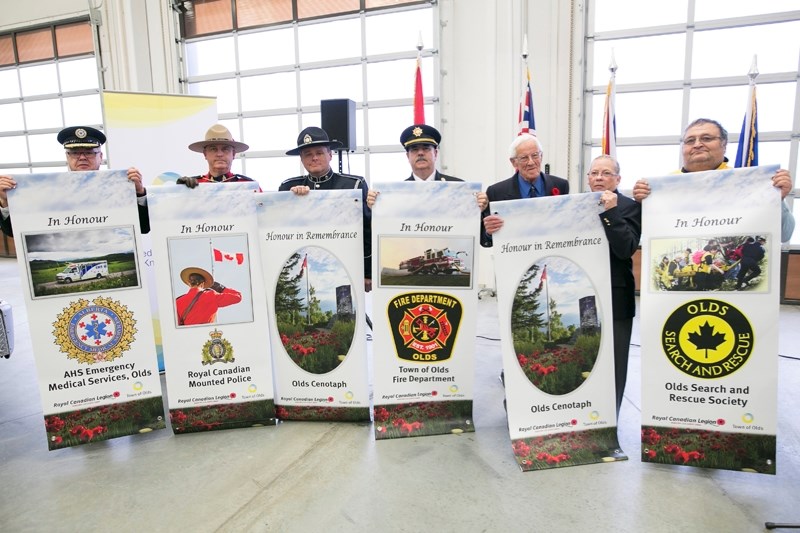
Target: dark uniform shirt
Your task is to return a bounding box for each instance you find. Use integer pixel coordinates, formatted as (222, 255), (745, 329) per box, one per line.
(279, 170), (372, 279)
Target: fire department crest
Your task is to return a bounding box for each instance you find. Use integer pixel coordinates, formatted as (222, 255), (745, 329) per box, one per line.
(202, 328), (234, 365)
(53, 296), (136, 364)
(387, 292), (463, 362)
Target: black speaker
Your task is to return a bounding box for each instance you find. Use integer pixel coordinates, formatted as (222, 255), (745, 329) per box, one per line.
(321, 99), (356, 151)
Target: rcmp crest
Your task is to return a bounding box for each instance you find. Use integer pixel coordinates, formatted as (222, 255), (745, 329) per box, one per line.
(202, 328), (234, 365)
(53, 296), (136, 364)
(387, 292), (463, 362)
(661, 298), (754, 379)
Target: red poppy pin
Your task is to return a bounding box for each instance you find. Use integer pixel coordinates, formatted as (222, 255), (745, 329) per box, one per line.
(551, 188), (560, 196)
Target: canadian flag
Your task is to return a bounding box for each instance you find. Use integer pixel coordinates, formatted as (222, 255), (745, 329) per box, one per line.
(213, 248), (244, 265)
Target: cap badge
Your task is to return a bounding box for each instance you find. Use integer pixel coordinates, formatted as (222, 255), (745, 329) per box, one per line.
(412, 127), (423, 137)
(75, 128), (87, 139)
(303, 134), (313, 144)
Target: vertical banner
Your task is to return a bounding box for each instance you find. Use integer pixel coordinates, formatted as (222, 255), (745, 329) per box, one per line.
(372, 182), (480, 439)
(640, 166), (779, 474)
(103, 91), (219, 371)
(7, 171), (166, 450)
(148, 184), (276, 433)
(493, 193), (625, 471)
(257, 190), (369, 421)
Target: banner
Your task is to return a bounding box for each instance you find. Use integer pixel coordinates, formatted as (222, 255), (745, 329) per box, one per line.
(103, 91), (219, 371)
(640, 165), (780, 474)
(493, 193), (625, 471)
(7, 171), (165, 450)
(257, 190), (369, 421)
(371, 181), (480, 439)
(148, 184), (276, 433)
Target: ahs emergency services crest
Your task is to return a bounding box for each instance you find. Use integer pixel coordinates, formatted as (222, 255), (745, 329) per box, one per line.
(202, 328), (234, 365)
(53, 297), (136, 364)
(387, 292), (462, 362)
(661, 299), (753, 379)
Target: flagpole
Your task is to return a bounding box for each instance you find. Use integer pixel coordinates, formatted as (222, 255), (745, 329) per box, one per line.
(414, 32), (425, 124)
(209, 238), (215, 280)
(735, 55), (759, 168)
(602, 51), (617, 158)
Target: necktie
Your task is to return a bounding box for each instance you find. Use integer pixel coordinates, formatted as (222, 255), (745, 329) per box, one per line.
(528, 186), (536, 198)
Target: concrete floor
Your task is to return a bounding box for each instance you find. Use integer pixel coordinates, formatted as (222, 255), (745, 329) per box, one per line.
(1, 255), (799, 533)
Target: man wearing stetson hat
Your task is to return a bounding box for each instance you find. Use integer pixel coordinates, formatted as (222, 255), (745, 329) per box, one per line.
(366, 124), (488, 211)
(280, 126), (372, 291)
(175, 266), (242, 326)
(176, 124), (259, 189)
(0, 125), (149, 237)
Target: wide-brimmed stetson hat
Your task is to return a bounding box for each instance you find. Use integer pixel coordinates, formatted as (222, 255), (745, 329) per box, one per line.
(188, 124), (249, 153)
(285, 127), (343, 156)
(180, 267), (214, 287)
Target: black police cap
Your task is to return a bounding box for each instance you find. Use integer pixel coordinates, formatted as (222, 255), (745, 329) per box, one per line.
(286, 127), (343, 156)
(400, 124), (441, 150)
(57, 126), (106, 149)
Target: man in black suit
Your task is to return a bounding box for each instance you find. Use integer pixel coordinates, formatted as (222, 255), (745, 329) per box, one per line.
(480, 133), (569, 247)
(588, 155), (641, 415)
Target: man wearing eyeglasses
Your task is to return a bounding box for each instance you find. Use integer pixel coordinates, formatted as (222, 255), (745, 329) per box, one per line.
(480, 133), (569, 247)
(588, 155), (641, 415)
(632, 118), (795, 242)
(0, 126), (149, 236)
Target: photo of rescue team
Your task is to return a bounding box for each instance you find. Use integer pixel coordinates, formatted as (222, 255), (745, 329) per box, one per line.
(650, 235), (769, 293)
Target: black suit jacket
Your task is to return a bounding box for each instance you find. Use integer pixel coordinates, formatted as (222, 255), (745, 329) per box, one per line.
(480, 172), (569, 247)
(405, 171), (462, 182)
(599, 190), (641, 320)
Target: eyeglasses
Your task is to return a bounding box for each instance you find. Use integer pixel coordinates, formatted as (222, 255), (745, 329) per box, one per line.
(681, 135), (721, 145)
(514, 151), (542, 163)
(587, 170), (618, 178)
(66, 150), (101, 158)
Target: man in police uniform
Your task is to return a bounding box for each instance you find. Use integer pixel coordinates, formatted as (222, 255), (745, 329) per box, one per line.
(0, 126), (149, 236)
(280, 126), (372, 291)
(366, 124), (488, 209)
(176, 266), (242, 326)
(176, 124), (258, 188)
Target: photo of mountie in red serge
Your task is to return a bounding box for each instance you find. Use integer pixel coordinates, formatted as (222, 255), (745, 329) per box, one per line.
(175, 266), (242, 326)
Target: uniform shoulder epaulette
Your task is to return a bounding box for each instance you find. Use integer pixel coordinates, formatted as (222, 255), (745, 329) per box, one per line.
(280, 176), (305, 186)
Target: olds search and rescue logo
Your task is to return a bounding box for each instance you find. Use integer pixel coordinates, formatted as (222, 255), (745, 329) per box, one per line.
(53, 297), (136, 365)
(387, 292), (462, 362)
(661, 299), (753, 379)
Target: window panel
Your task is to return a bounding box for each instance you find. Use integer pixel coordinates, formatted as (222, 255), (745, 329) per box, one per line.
(592, 0), (687, 32)
(23, 99), (62, 130)
(740, 140), (790, 170)
(298, 19), (361, 63)
(367, 57), (433, 101)
(368, 151), (409, 183)
(0, 103), (24, 132)
(367, 106), (415, 146)
(0, 69), (20, 99)
(692, 22), (800, 79)
(19, 63), (59, 96)
(0, 135), (27, 165)
(54, 22), (93, 57)
(28, 132), (65, 164)
(299, 65), (362, 107)
(63, 95), (102, 127)
(695, 0), (799, 21)
(16, 28), (54, 63)
(242, 115), (301, 152)
(336, 152), (365, 179)
(241, 72), (296, 111)
(592, 90), (682, 139)
(236, 0), (293, 28)
(601, 145), (682, 191)
(244, 156), (305, 190)
(238, 28), (294, 70)
(188, 79), (239, 114)
(0, 35), (14, 66)
(185, 36), (236, 76)
(59, 58), (99, 92)
(297, 0), (359, 20)
(183, 0), (234, 38)
(365, 9), (433, 56)
(366, 0), (427, 8)
(593, 34), (685, 85)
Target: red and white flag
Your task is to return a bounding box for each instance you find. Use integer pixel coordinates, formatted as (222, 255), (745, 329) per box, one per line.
(213, 248), (244, 265)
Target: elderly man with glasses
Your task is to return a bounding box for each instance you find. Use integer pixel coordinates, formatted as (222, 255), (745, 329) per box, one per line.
(0, 126), (148, 236)
(632, 118), (795, 242)
(480, 133), (569, 248)
(588, 154), (641, 416)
